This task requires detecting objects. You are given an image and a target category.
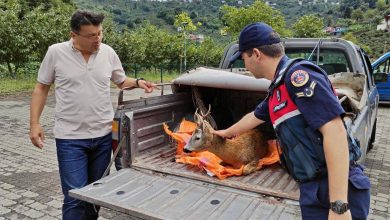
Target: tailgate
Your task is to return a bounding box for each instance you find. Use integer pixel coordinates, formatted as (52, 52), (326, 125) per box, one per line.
(69, 168), (300, 220)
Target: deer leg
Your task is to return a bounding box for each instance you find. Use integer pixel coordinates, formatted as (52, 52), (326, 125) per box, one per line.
(243, 161), (260, 175)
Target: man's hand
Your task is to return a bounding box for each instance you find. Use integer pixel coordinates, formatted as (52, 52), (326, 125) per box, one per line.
(29, 123), (45, 149)
(328, 210), (352, 220)
(138, 80), (156, 93)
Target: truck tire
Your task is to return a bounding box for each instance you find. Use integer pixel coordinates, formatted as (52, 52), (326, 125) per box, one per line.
(368, 119), (377, 152)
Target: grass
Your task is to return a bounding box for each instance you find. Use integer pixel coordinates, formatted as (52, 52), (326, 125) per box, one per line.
(126, 71), (181, 83)
(0, 77), (37, 96)
(0, 71), (181, 96)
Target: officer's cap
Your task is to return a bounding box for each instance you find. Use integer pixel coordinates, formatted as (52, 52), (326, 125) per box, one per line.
(230, 22), (281, 62)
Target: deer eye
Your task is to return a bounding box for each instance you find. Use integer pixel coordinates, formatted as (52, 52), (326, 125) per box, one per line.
(194, 135), (201, 140)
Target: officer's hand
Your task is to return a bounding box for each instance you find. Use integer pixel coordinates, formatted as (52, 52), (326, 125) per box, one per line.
(138, 80), (156, 93)
(29, 123), (45, 149)
(328, 210), (352, 220)
(212, 129), (235, 139)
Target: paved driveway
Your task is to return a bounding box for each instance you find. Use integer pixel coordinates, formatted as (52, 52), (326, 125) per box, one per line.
(0, 89), (389, 219)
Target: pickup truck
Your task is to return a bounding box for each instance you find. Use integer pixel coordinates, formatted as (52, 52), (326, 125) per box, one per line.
(69, 38), (379, 219)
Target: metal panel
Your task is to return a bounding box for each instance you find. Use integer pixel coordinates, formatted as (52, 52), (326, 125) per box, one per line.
(125, 97), (192, 163)
(69, 169), (300, 220)
(132, 145), (300, 201)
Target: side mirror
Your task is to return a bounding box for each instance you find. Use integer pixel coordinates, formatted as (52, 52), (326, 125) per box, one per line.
(374, 72), (389, 83)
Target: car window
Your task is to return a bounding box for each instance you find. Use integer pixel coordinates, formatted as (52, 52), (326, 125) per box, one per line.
(373, 59), (390, 74)
(231, 59), (245, 69)
(231, 49), (352, 75)
(285, 49), (352, 75)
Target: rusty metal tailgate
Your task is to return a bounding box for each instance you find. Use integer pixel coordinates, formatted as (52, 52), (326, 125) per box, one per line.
(69, 168), (300, 220)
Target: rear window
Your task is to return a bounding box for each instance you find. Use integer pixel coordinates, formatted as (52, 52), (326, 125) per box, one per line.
(231, 48), (352, 75)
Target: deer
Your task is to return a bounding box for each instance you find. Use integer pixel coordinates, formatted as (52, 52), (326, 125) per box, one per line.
(183, 107), (269, 175)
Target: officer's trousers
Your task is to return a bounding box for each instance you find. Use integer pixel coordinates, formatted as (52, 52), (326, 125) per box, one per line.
(299, 164), (370, 220)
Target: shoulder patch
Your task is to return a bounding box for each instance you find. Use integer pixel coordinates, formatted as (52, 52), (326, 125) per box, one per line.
(296, 81), (317, 98)
(291, 70), (309, 87)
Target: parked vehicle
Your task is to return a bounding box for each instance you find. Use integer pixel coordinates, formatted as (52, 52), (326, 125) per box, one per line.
(372, 52), (390, 102)
(69, 38), (378, 219)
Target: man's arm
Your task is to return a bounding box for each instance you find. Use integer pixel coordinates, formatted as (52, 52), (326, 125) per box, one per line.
(30, 83), (51, 149)
(318, 116), (351, 219)
(117, 77), (155, 93)
(213, 111), (264, 138)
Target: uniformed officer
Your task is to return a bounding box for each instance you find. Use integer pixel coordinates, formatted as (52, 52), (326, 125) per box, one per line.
(213, 23), (370, 219)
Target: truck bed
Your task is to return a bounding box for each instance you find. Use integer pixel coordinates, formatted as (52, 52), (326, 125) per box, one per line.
(132, 144), (299, 200)
(112, 91), (300, 201)
(69, 90), (301, 219)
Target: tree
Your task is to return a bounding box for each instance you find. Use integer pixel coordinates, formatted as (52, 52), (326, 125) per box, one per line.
(25, 3), (74, 60)
(343, 7), (352, 18)
(351, 8), (364, 22)
(0, 1), (32, 77)
(194, 37), (224, 67)
(325, 16), (335, 27)
(342, 32), (372, 54)
(377, 0), (387, 11)
(292, 15), (325, 38)
(174, 12), (198, 32)
(0, 0), (74, 77)
(220, 0), (289, 37)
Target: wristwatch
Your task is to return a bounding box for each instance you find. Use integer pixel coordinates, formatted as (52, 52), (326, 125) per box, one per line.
(330, 200), (349, 214)
(135, 78), (145, 88)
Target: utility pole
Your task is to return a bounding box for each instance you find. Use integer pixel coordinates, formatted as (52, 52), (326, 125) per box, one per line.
(182, 22), (188, 71)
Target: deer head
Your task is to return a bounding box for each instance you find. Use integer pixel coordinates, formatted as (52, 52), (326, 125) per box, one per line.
(184, 106), (213, 153)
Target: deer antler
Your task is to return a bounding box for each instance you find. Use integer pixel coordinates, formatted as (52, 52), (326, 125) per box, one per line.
(199, 104), (211, 118)
(194, 105), (212, 128)
(194, 108), (202, 125)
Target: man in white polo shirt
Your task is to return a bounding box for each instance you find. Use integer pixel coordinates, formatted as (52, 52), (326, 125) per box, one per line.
(29, 10), (155, 220)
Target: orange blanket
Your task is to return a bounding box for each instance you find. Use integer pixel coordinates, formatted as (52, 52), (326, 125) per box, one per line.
(163, 119), (280, 180)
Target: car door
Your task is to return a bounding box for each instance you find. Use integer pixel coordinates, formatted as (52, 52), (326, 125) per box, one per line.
(372, 53), (390, 101)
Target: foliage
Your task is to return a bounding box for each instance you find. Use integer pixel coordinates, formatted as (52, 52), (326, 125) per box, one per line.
(220, 0), (289, 37)
(104, 22), (224, 72)
(0, 0), (75, 77)
(377, 0), (387, 10)
(353, 29), (390, 58)
(3, 0), (390, 87)
(351, 8), (364, 22)
(292, 15), (326, 38)
(174, 12), (198, 32)
(25, 2), (75, 60)
(342, 31), (374, 57)
(0, 0), (32, 77)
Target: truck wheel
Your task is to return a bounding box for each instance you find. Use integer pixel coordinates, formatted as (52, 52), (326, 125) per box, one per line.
(368, 119), (377, 152)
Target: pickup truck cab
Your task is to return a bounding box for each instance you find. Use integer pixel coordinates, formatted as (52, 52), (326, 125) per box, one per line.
(372, 51), (390, 102)
(69, 38), (378, 219)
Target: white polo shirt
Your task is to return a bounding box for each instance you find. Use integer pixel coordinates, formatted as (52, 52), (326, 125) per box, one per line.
(38, 40), (126, 139)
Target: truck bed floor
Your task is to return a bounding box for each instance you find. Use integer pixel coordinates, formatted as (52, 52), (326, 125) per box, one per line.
(132, 144), (300, 200)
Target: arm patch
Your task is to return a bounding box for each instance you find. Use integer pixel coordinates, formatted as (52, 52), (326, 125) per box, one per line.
(291, 69), (309, 87)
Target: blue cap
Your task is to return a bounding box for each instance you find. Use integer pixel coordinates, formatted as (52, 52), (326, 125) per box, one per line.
(229, 22), (281, 62)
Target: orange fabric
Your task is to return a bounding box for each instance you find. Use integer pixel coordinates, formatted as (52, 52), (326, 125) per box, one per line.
(163, 120), (196, 155)
(163, 119), (280, 180)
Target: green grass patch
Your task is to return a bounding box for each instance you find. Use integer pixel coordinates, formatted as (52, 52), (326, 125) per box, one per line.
(0, 77), (37, 95)
(127, 71), (181, 83)
(0, 71), (181, 96)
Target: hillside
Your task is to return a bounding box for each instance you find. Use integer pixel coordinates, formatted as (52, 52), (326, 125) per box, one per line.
(73, 0), (390, 57)
(74, 0), (343, 35)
